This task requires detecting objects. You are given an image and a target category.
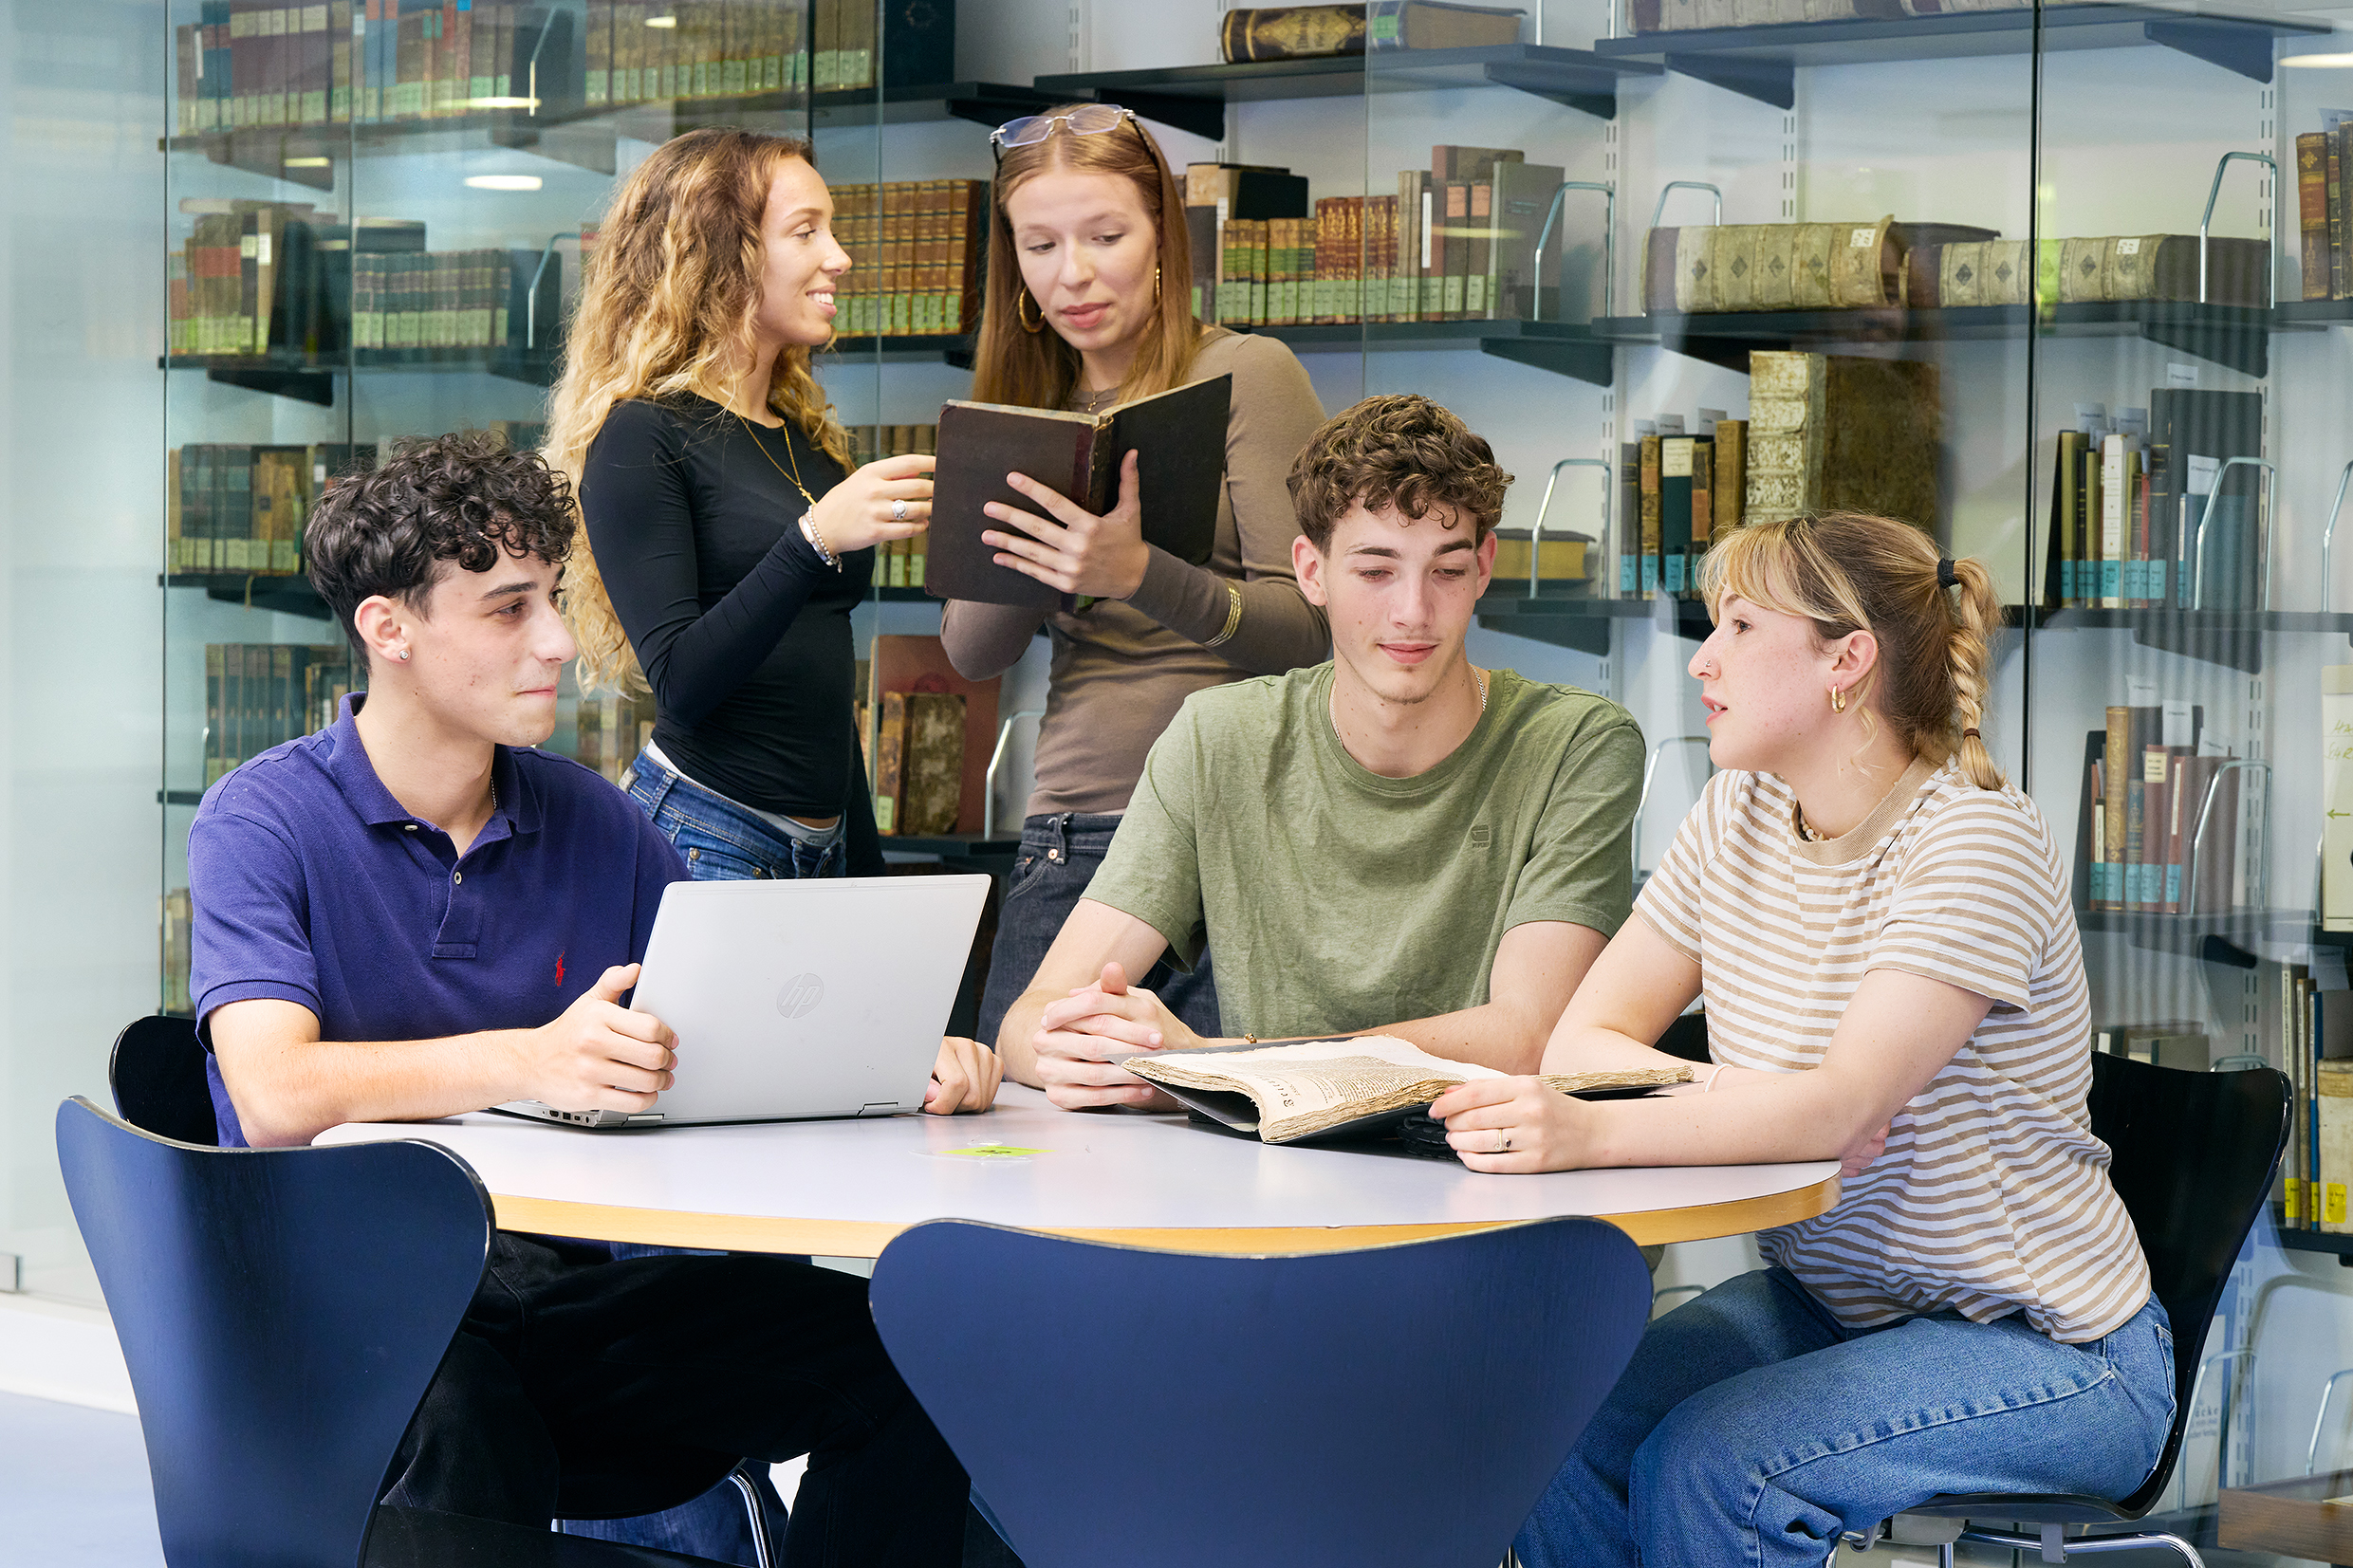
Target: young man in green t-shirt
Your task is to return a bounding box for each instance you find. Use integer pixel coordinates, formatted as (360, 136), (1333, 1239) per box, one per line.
(995, 394), (1645, 1109)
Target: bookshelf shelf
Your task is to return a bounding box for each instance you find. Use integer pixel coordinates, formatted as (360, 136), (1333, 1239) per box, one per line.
(2008, 607), (2353, 674)
(821, 322), (1614, 384)
(1588, 6), (2331, 111)
(1473, 592), (1713, 655)
(2076, 909), (2353, 964)
(161, 81), (1045, 185)
(1251, 319), (1617, 385)
(2270, 1214), (2353, 1265)
(162, 349), (560, 402)
(1594, 300), (2300, 378)
(162, 573), (335, 621)
(1032, 44), (1661, 138)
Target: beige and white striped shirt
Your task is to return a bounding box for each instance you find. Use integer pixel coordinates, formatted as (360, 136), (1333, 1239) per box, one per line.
(1638, 756), (2150, 1343)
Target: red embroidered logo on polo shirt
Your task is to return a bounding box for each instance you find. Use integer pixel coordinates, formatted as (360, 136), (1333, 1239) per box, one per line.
(554, 950), (565, 987)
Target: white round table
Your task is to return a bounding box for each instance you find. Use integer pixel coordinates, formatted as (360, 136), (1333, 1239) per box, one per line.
(320, 1084), (1841, 1256)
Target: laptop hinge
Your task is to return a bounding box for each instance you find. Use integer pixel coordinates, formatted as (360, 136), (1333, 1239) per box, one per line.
(857, 1101), (901, 1117)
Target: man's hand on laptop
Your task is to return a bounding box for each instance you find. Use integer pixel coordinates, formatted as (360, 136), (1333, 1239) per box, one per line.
(925, 1037), (1003, 1115)
(1031, 963), (1193, 1112)
(520, 963), (677, 1115)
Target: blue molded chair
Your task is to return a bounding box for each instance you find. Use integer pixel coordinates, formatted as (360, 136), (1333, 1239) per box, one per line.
(55, 1095), (736, 1567)
(869, 1215), (1654, 1568)
(1885, 1055), (2293, 1568)
(101, 1015), (781, 1566)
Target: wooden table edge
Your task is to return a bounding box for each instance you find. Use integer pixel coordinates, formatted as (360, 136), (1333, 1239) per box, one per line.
(490, 1171), (1841, 1258)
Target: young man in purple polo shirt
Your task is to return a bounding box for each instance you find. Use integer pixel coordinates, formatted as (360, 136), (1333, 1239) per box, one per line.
(189, 432), (983, 1564)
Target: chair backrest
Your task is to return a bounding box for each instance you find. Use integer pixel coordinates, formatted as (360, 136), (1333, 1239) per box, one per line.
(2088, 1054), (2290, 1515)
(870, 1215), (1653, 1568)
(55, 1097), (491, 1568)
(110, 1013), (220, 1147)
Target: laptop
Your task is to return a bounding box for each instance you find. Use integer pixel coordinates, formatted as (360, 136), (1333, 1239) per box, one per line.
(491, 874), (991, 1129)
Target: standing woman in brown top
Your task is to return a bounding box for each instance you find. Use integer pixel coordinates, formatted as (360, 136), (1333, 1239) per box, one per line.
(950, 103), (1329, 1048)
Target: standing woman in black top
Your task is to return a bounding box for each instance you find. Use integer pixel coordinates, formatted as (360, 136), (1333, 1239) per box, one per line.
(547, 128), (998, 1106)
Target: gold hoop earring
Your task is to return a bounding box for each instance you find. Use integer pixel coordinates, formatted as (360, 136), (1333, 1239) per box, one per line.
(1829, 686), (1846, 714)
(1016, 287), (1043, 334)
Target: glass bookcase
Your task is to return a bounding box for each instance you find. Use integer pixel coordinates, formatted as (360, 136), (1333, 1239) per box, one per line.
(147, 0), (2353, 1539)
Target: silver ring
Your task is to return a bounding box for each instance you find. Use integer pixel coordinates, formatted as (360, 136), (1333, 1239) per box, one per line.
(890, 498), (908, 523)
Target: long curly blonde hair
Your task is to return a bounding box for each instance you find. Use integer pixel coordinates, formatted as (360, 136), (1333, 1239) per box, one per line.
(546, 126), (854, 694)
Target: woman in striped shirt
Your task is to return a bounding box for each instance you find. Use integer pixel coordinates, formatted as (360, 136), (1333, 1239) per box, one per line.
(1432, 512), (2172, 1568)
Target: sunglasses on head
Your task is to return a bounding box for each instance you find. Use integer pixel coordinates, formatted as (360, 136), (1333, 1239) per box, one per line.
(989, 102), (1144, 165)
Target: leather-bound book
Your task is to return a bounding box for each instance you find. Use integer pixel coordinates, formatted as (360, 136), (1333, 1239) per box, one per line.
(929, 375), (1234, 610)
(2299, 132), (2331, 302)
(873, 692), (910, 835)
(898, 692), (966, 838)
(1712, 419), (1746, 533)
(1744, 351), (1940, 529)
(2100, 234), (2269, 305)
(1220, 4), (1366, 61)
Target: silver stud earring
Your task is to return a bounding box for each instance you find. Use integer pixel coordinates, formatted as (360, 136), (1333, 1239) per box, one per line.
(398, 648), (412, 662)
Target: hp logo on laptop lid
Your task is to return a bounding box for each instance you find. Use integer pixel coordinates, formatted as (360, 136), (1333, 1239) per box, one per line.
(775, 973), (825, 1019)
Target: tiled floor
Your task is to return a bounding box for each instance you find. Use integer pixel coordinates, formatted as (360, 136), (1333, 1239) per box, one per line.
(0, 1391), (164, 1567)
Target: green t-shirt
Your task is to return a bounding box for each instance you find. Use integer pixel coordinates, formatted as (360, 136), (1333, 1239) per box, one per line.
(1084, 663), (1644, 1040)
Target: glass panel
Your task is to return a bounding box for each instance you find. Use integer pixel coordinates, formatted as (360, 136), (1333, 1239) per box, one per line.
(2025, 0), (2353, 1520)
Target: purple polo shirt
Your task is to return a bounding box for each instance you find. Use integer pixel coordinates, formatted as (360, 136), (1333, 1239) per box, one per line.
(189, 693), (689, 1146)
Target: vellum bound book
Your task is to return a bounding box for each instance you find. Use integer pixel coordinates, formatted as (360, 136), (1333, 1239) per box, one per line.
(1121, 1035), (1691, 1145)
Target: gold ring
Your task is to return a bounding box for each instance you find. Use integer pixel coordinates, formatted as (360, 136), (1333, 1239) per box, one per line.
(1496, 1134), (1511, 1153)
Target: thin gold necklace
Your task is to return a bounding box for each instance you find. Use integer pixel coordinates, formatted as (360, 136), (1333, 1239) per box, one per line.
(730, 404), (818, 508)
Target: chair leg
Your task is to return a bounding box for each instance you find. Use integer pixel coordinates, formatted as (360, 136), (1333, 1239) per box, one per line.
(725, 1462), (775, 1568)
(1938, 1543), (1954, 1568)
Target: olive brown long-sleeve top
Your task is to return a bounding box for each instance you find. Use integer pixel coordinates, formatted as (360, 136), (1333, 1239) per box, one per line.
(941, 327), (1330, 819)
(581, 394), (878, 843)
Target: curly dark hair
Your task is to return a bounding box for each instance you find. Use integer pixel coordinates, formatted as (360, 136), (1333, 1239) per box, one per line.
(1286, 394), (1513, 550)
(306, 431), (576, 660)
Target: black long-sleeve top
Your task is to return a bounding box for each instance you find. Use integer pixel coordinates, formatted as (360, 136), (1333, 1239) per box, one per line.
(581, 395), (873, 826)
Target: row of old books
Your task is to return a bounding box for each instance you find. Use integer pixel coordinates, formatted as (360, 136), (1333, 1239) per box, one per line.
(2294, 117), (2353, 303)
(170, 444), (372, 577)
(847, 425), (938, 588)
(855, 636), (1002, 838)
(2288, 964), (2349, 1230)
(1619, 413), (1746, 597)
(1186, 146), (1566, 326)
(174, 2), (576, 134)
(584, 0), (811, 104)
(351, 249), (553, 354)
(2042, 390), (2263, 612)
(1215, 2), (1524, 62)
(1609, 351), (1940, 598)
(1645, 220), (2271, 315)
(167, 427), (542, 579)
(828, 182), (986, 339)
(2072, 703), (2243, 915)
(206, 643), (357, 785)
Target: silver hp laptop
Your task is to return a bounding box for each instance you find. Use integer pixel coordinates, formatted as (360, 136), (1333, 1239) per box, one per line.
(492, 875), (991, 1129)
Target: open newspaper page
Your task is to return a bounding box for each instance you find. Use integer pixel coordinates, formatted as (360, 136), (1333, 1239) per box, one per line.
(1122, 1035), (1689, 1144)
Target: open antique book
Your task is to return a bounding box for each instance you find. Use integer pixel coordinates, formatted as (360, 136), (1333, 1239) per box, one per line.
(1121, 1035), (1690, 1146)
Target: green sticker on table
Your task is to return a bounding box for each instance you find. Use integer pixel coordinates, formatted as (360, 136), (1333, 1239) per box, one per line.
(932, 1144), (1050, 1159)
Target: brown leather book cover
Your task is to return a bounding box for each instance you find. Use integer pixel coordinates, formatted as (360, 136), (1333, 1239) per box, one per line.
(873, 692), (910, 835)
(899, 692), (966, 837)
(2298, 133), (2329, 302)
(1643, 226), (1679, 314)
(929, 374), (1234, 609)
(1220, 4), (1367, 62)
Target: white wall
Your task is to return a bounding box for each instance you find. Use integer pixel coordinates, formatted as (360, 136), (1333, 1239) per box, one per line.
(0, 0), (170, 1311)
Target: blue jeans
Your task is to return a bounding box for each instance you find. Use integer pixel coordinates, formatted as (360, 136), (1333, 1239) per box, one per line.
(1517, 1268), (2175, 1568)
(624, 748), (846, 881)
(974, 812), (1221, 1048)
